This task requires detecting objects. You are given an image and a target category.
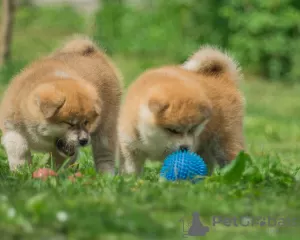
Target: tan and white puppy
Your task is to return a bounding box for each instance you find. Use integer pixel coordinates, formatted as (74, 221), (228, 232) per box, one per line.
(118, 46), (245, 176)
(0, 36), (123, 173)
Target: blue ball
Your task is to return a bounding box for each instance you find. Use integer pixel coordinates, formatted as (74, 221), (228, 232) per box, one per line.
(160, 150), (208, 183)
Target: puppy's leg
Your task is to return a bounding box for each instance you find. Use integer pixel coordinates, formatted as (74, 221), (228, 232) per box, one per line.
(91, 131), (117, 175)
(220, 138), (244, 165)
(91, 94), (123, 175)
(91, 106), (120, 175)
(196, 151), (216, 176)
(119, 146), (145, 176)
(1, 131), (30, 170)
(217, 126), (245, 167)
(197, 127), (244, 174)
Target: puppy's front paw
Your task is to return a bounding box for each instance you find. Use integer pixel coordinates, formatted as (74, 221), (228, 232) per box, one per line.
(95, 159), (115, 175)
(8, 158), (26, 171)
(2, 131), (30, 171)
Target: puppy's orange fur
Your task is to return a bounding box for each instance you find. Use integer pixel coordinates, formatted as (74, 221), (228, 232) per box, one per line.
(118, 46), (245, 175)
(0, 36), (123, 173)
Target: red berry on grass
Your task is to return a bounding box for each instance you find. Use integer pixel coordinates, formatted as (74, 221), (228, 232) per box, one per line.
(32, 168), (57, 180)
(68, 172), (83, 183)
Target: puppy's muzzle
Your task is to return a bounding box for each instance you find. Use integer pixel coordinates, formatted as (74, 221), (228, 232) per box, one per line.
(79, 137), (88, 146)
(179, 145), (190, 151)
(55, 138), (76, 157)
(78, 131), (90, 147)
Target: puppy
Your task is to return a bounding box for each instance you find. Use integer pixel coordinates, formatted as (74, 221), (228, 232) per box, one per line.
(0, 36), (123, 173)
(118, 46), (245, 175)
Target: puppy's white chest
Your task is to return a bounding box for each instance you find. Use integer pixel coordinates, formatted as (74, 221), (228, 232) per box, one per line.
(137, 125), (167, 159)
(140, 135), (166, 155)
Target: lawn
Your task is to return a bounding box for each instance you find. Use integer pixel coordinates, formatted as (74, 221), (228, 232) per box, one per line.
(0, 5), (300, 240)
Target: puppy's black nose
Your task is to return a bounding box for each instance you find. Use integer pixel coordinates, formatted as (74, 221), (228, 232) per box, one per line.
(79, 138), (88, 146)
(179, 145), (189, 151)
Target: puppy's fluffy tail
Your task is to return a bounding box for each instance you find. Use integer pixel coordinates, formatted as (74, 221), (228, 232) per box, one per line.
(181, 46), (242, 82)
(56, 35), (98, 56)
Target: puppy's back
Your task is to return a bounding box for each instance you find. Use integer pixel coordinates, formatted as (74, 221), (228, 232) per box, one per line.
(181, 46), (246, 165)
(51, 36), (123, 93)
(0, 37), (123, 132)
(181, 45), (242, 83)
(50, 36), (123, 120)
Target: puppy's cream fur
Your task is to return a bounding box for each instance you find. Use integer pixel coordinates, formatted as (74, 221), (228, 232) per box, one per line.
(118, 46), (245, 175)
(0, 36), (123, 173)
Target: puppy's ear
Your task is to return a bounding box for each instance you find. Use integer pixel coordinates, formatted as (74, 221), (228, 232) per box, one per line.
(94, 98), (102, 116)
(199, 102), (212, 120)
(148, 99), (169, 114)
(35, 84), (66, 119)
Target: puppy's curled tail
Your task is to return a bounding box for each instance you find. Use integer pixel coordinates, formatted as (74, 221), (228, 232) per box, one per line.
(56, 35), (98, 56)
(181, 46), (242, 83)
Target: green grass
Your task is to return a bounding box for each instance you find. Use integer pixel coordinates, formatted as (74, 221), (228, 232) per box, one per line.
(1, 77), (300, 240)
(1, 5), (300, 240)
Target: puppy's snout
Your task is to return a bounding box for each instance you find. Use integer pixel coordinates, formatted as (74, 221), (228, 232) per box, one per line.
(78, 131), (89, 146)
(179, 145), (189, 151)
(79, 138), (88, 146)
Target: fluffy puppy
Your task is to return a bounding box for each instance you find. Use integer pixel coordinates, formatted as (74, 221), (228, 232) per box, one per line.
(118, 46), (245, 175)
(0, 36), (122, 173)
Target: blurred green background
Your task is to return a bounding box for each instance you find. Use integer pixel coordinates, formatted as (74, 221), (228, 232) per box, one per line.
(1, 0), (299, 161)
(0, 1), (300, 239)
(2, 0), (300, 85)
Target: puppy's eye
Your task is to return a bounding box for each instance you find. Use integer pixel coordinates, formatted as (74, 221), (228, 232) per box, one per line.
(62, 121), (74, 127)
(84, 120), (89, 126)
(165, 128), (181, 134)
(188, 125), (198, 134)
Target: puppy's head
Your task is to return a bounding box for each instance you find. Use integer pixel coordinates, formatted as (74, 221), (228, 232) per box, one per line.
(32, 78), (101, 157)
(138, 81), (211, 155)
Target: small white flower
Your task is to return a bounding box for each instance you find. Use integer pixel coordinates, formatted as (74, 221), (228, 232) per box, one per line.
(56, 211), (68, 222)
(7, 208), (16, 218)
